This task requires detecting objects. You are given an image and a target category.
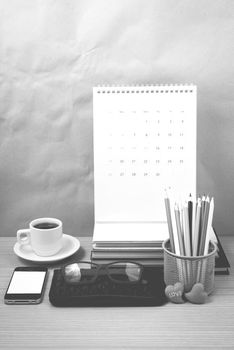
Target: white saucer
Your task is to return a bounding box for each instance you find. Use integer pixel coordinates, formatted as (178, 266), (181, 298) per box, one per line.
(13, 234), (80, 263)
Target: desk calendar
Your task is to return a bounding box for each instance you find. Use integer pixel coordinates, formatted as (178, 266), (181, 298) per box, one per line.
(93, 85), (197, 242)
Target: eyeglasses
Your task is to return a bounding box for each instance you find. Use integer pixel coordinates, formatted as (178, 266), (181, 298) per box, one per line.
(62, 261), (143, 285)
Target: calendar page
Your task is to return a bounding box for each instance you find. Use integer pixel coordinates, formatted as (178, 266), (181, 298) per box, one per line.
(93, 85), (196, 228)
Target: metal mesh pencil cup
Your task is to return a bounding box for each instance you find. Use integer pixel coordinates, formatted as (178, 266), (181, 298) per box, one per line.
(163, 239), (217, 294)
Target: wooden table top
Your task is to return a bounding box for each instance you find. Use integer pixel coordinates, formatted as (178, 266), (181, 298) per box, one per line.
(0, 236), (233, 349)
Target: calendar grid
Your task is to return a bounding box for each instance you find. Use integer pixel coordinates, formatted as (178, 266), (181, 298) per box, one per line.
(93, 85), (196, 222)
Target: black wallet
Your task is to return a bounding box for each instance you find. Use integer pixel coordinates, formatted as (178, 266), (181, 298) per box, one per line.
(49, 266), (167, 307)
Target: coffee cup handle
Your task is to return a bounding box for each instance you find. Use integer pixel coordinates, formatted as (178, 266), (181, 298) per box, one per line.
(17, 229), (31, 245)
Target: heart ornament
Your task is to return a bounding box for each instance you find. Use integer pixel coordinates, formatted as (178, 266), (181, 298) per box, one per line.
(185, 283), (208, 304)
(165, 282), (185, 304)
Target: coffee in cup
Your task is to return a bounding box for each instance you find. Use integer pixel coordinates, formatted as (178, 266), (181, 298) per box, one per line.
(33, 222), (59, 230)
(17, 218), (63, 257)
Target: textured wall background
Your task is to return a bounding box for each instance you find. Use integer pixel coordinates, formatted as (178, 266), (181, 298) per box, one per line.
(0, 0), (234, 237)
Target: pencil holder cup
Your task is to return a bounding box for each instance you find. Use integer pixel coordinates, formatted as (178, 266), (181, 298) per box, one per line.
(163, 239), (217, 294)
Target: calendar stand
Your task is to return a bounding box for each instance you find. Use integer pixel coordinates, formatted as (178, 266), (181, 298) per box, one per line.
(93, 85), (197, 244)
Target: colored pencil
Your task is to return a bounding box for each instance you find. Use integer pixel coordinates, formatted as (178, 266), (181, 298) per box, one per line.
(164, 190), (175, 253)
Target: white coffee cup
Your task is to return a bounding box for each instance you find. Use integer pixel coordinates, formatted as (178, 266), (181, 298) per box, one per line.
(17, 218), (63, 257)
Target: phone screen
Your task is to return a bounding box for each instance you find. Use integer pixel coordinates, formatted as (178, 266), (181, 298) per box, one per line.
(5, 267), (48, 304)
(7, 271), (47, 294)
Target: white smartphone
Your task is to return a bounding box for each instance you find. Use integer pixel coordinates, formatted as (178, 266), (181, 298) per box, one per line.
(4, 266), (48, 304)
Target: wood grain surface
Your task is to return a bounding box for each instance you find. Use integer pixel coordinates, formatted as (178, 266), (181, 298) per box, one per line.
(0, 236), (233, 349)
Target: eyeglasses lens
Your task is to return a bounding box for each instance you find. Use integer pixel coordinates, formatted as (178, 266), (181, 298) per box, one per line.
(108, 262), (141, 283)
(64, 262), (97, 284)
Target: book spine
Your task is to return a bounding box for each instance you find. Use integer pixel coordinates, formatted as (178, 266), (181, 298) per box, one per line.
(90, 258), (164, 266)
(91, 252), (163, 259)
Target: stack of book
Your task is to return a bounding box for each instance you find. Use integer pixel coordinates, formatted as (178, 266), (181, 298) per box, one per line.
(91, 223), (167, 267)
(91, 242), (164, 266)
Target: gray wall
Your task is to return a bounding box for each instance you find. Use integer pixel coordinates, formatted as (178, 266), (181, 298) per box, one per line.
(0, 0), (234, 237)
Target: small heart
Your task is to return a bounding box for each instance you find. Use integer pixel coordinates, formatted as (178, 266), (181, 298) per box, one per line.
(185, 283), (208, 304)
(165, 282), (185, 303)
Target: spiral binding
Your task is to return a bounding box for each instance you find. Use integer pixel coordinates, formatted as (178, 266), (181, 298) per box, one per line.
(94, 84), (196, 94)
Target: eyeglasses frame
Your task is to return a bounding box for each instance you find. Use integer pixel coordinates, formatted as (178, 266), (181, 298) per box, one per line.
(61, 260), (144, 285)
